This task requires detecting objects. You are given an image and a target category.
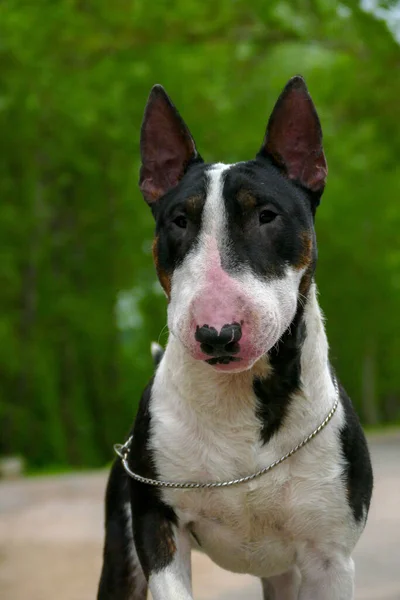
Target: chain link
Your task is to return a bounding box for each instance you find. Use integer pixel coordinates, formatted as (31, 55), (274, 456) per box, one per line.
(114, 378), (339, 490)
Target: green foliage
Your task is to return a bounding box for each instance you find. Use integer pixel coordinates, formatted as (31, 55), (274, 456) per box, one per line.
(1, 0), (399, 467)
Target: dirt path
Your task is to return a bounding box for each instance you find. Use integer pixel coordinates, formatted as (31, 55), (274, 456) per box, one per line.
(0, 434), (399, 600)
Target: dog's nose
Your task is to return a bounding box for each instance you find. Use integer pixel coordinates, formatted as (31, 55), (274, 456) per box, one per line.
(195, 322), (242, 356)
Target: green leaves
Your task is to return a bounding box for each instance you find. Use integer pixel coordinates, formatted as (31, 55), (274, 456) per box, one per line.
(1, 0), (399, 468)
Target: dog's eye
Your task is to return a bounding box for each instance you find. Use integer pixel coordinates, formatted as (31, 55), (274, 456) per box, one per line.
(173, 215), (187, 229)
(259, 209), (278, 225)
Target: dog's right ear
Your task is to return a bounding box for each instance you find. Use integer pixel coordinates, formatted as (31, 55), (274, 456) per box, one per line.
(139, 85), (201, 205)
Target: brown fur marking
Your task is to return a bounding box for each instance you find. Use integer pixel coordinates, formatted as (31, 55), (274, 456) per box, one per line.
(237, 189), (257, 211)
(152, 237), (171, 300)
(185, 194), (205, 218)
(159, 519), (177, 557)
(296, 232), (313, 271)
(299, 268), (313, 298)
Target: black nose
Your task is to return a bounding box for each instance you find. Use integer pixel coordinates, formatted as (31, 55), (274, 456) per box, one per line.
(195, 322), (242, 356)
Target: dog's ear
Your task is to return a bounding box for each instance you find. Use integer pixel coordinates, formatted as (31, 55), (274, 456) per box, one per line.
(139, 85), (201, 205)
(259, 76), (327, 194)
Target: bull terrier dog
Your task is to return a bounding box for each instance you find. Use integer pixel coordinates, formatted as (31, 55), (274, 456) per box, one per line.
(98, 76), (373, 600)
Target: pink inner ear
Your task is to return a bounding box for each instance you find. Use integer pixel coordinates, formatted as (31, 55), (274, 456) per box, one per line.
(140, 87), (197, 204)
(140, 161), (187, 203)
(140, 177), (167, 204)
(264, 80), (327, 193)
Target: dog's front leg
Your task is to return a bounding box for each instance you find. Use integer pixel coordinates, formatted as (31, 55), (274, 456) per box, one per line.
(261, 566), (301, 599)
(147, 525), (192, 600)
(131, 489), (192, 600)
(298, 550), (355, 600)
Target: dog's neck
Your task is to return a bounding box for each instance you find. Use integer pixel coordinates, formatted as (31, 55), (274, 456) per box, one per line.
(299, 282), (334, 403)
(161, 283), (335, 422)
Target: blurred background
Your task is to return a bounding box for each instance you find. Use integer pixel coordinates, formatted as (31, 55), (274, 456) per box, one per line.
(1, 1), (400, 599)
(2, 0), (400, 472)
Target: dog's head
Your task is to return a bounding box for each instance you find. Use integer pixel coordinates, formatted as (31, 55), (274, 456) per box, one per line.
(139, 77), (327, 372)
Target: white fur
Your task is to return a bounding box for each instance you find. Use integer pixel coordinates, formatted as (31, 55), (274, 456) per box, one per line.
(201, 162), (231, 236)
(148, 284), (363, 599)
(297, 554), (355, 600)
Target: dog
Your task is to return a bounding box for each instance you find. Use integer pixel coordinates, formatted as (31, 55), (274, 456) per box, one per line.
(98, 76), (373, 600)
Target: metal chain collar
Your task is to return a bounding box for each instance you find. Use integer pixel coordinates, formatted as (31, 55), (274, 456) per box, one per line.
(114, 378), (339, 490)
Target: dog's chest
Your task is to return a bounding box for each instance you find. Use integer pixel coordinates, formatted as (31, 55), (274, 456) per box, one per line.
(155, 421), (300, 576)
(149, 371), (347, 577)
(170, 471), (297, 576)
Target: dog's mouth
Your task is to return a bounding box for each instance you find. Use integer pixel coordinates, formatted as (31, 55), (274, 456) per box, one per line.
(205, 356), (242, 365)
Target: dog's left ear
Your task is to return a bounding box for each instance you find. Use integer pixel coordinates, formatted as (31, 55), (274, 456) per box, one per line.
(139, 85), (201, 205)
(259, 76), (327, 195)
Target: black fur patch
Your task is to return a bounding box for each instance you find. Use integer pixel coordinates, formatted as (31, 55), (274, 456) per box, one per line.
(254, 302), (306, 444)
(338, 382), (373, 523)
(151, 161), (209, 281)
(98, 380), (179, 595)
(127, 380), (178, 578)
(97, 460), (146, 600)
(221, 157), (316, 279)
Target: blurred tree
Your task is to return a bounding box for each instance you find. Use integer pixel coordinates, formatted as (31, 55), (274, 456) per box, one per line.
(0, 0), (399, 467)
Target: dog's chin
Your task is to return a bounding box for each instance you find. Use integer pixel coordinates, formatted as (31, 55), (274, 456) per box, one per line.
(195, 349), (266, 373)
(205, 356), (259, 373)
